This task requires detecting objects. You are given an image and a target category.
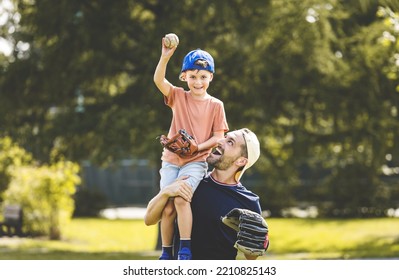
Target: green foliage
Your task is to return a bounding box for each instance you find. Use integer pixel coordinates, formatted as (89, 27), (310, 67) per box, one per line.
(1, 0), (399, 217)
(3, 160), (81, 240)
(320, 163), (392, 217)
(377, 5), (399, 86)
(0, 137), (32, 198)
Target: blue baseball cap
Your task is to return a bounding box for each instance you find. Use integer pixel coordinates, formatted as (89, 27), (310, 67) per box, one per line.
(179, 49), (215, 80)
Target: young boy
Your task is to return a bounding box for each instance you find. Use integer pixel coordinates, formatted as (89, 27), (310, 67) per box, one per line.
(153, 35), (229, 260)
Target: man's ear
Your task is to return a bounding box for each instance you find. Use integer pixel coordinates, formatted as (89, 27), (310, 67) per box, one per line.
(235, 157), (248, 168)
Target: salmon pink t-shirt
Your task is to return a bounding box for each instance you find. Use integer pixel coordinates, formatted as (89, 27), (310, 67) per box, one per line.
(161, 86), (229, 167)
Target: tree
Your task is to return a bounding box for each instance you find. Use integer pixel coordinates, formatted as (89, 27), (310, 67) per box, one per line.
(1, 0), (399, 217)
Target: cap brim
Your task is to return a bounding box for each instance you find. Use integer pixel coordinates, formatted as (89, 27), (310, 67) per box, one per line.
(235, 164), (249, 182)
(235, 129), (260, 182)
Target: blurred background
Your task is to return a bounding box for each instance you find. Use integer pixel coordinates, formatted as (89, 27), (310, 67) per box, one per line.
(1, 0), (399, 243)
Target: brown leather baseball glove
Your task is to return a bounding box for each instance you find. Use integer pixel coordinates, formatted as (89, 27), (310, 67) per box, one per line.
(159, 129), (198, 158)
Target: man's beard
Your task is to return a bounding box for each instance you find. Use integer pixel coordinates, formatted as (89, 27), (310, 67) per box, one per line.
(207, 154), (236, 171)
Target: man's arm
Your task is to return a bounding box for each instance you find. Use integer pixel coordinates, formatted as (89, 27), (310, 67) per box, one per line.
(144, 176), (193, 226)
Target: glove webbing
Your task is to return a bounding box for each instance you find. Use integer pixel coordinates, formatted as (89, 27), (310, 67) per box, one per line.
(237, 230), (267, 244)
(239, 213), (267, 227)
(239, 223), (268, 235)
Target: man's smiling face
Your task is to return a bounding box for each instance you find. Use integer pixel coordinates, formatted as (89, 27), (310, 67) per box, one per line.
(207, 130), (246, 170)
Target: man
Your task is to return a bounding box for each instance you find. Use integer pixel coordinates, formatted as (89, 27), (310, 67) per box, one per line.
(144, 128), (267, 260)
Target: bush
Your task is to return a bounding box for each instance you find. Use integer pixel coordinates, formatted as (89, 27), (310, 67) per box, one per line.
(3, 161), (81, 239)
(0, 137), (32, 198)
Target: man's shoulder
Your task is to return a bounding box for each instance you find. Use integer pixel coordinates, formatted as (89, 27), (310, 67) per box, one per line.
(236, 183), (261, 207)
(237, 181), (258, 193)
(199, 175), (259, 198)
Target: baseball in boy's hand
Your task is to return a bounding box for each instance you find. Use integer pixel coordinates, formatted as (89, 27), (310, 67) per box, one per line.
(164, 33), (179, 48)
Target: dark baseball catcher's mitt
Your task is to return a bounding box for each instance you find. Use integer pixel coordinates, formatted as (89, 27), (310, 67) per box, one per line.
(159, 129), (198, 158)
(221, 208), (269, 257)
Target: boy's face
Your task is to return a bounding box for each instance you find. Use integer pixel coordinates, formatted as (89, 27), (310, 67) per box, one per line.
(183, 70), (213, 97)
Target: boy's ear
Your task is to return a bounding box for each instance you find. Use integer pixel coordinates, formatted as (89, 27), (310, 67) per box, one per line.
(209, 73), (214, 82)
(179, 72), (186, 81)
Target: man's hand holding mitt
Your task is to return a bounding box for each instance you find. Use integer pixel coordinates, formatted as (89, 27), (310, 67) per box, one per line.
(222, 208), (269, 257)
(159, 129), (198, 158)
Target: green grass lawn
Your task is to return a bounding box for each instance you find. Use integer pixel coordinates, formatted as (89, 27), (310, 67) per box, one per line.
(0, 218), (159, 260)
(1, 217), (399, 260)
(256, 218), (399, 260)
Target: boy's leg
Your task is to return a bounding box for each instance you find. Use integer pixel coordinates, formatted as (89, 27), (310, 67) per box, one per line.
(174, 196), (192, 260)
(174, 197), (192, 239)
(159, 161), (180, 260)
(160, 200), (177, 260)
(174, 162), (207, 260)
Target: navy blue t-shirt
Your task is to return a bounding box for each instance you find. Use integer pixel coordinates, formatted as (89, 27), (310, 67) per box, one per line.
(189, 173), (262, 260)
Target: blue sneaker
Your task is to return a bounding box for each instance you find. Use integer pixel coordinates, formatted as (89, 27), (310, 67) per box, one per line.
(177, 247), (192, 260)
(159, 252), (173, 260)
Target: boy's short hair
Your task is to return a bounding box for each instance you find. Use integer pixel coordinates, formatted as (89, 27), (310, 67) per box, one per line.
(179, 49), (215, 80)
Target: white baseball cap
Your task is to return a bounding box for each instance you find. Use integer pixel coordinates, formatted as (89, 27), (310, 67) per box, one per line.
(235, 129), (260, 182)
